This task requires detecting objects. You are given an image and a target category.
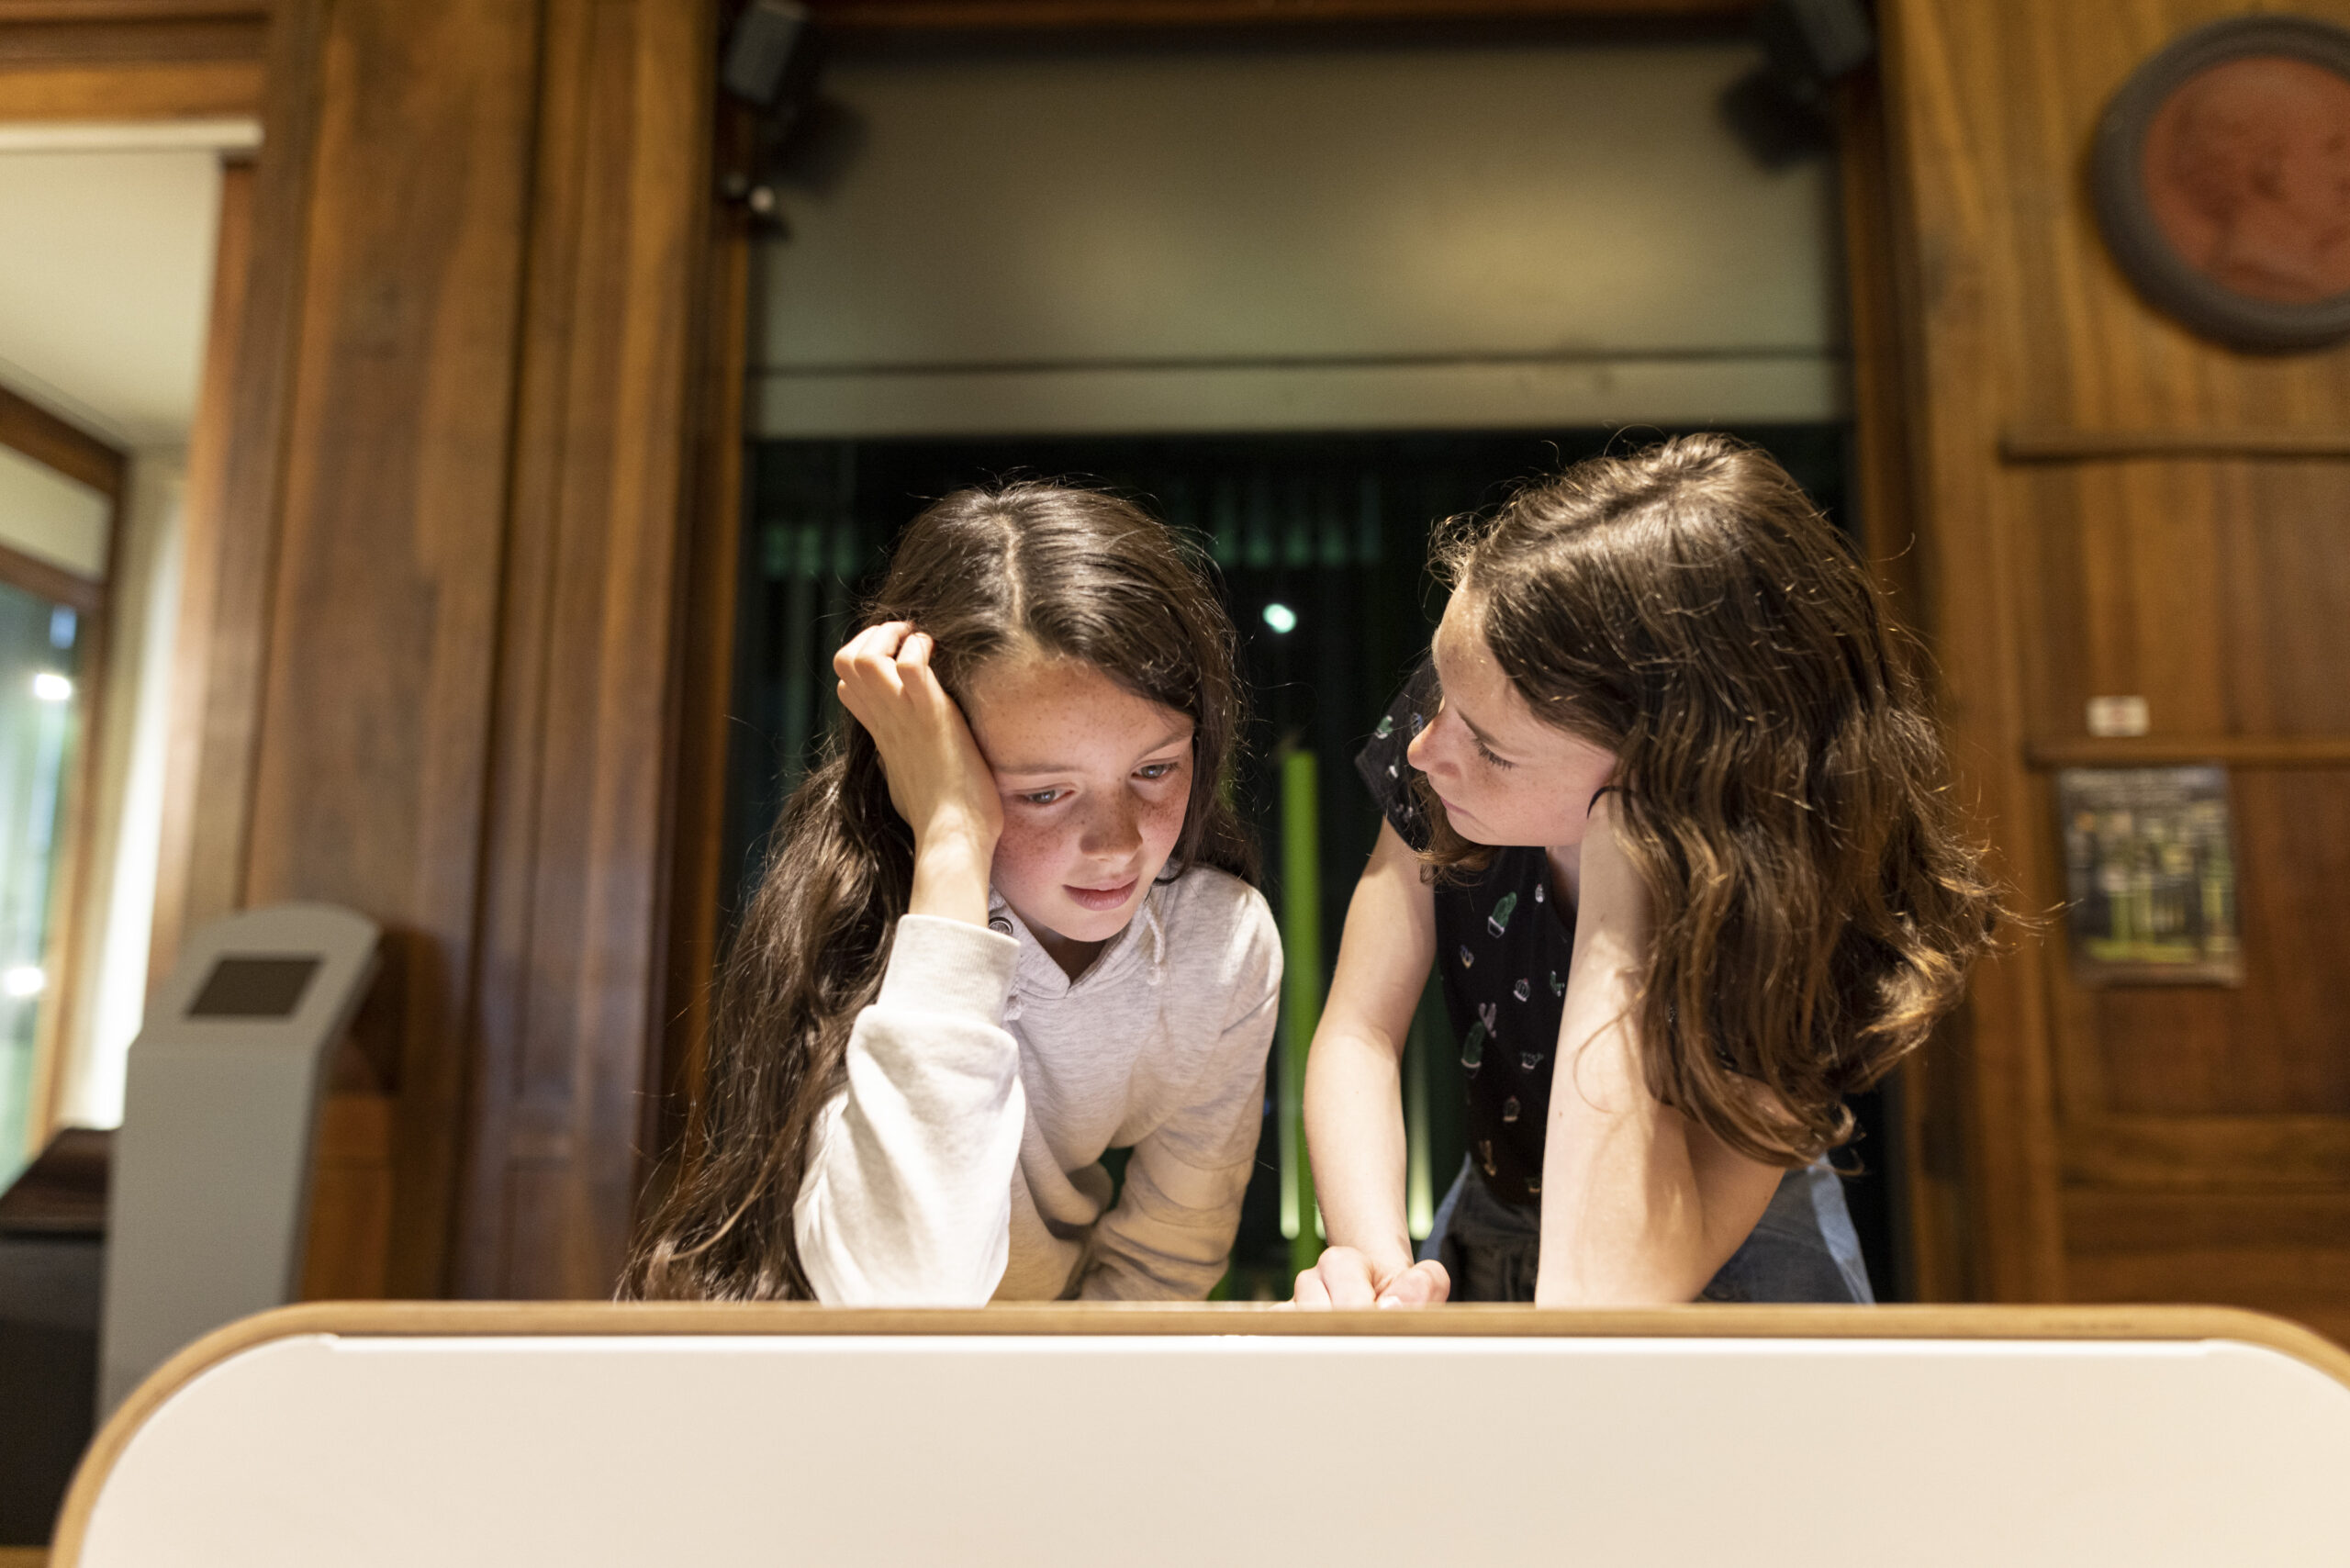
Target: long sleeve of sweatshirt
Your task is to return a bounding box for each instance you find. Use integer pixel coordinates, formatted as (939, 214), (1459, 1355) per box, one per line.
(791, 913), (1024, 1306)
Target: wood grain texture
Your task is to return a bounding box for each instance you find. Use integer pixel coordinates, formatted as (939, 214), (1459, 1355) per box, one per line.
(161, 0), (325, 975)
(0, 57), (257, 116)
(2004, 428), (2350, 460)
(1882, 0), (2350, 1310)
(298, 1091), (396, 1299)
(2020, 461), (2350, 743)
(650, 102), (755, 1219)
(0, 384), (122, 501)
(0, 16), (260, 61)
(2087, 771), (2350, 1117)
(240, 0), (542, 1298)
(0, 2), (263, 19)
(456, 0), (712, 1298)
(147, 156), (250, 995)
(2065, 1190), (2350, 1349)
(809, 0), (1759, 26)
(0, 538), (101, 614)
(1879, 0), (2070, 1301)
(1838, 66), (1963, 1304)
(2064, 1116), (2350, 1191)
(2028, 735), (2350, 767)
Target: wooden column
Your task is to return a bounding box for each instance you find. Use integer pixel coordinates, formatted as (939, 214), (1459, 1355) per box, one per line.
(166, 0), (716, 1299)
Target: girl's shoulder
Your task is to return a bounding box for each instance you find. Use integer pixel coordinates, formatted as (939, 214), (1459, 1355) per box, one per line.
(1152, 866), (1281, 998)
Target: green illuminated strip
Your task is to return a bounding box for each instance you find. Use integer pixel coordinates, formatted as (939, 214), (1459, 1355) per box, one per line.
(1278, 749), (1323, 1276)
(1404, 1011), (1432, 1239)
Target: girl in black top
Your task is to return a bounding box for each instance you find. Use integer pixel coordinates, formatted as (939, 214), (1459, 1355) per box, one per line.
(1295, 437), (2000, 1306)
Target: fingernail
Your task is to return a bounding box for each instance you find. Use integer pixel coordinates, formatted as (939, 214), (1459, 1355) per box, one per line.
(1375, 1294), (1399, 1308)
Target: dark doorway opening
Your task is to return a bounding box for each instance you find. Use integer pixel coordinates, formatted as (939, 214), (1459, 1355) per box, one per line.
(725, 424), (1901, 1300)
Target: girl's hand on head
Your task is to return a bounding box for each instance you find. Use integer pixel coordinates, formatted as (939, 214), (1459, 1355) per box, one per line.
(1290, 1247), (1449, 1309)
(834, 620), (1003, 860)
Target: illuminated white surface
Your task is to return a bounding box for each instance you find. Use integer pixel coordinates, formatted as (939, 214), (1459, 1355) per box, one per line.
(0, 146), (223, 447)
(80, 1331), (2350, 1567)
(0, 442), (109, 577)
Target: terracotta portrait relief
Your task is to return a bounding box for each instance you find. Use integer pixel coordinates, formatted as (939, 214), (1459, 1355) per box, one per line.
(2096, 17), (2350, 351)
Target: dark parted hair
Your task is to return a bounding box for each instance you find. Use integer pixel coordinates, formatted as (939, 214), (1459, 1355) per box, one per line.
(1417, 434), (2000, 1165)
(624, 482), (1255, 1300)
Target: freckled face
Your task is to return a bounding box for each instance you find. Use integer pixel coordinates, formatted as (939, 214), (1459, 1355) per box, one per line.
(961, 653), (1193, 961)
(1406, 593), (1618, 850)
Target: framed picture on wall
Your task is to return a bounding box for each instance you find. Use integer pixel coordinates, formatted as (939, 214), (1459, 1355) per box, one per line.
(2057, 766), (2243, 987)
(2093, 15), (2350, 352)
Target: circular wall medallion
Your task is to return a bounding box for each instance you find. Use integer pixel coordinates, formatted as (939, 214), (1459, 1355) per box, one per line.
(2094, 16), (2350, 351)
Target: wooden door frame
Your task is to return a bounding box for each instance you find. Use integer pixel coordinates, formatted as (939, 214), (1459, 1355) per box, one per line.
(0, 2), (263, 1172)
(0, 386), (121, 1164)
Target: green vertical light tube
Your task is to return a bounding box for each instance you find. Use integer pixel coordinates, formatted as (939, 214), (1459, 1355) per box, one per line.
(1403, 1012), (1433, 1239)
(1278, 749), (1323, 1278)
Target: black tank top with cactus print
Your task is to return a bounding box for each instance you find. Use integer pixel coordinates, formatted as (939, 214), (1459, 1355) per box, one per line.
(1356, 664), (1571, 1208)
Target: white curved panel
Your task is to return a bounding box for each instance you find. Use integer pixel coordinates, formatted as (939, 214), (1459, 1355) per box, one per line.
(81, 1332), (2350, 1566)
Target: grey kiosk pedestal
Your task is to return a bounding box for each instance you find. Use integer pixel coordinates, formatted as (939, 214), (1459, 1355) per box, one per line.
(98, 902), (380, 1416)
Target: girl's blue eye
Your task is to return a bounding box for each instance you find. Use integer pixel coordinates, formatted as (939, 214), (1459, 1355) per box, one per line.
(1136, 762), (1179, 781)
(1019, 789), (1063, 805)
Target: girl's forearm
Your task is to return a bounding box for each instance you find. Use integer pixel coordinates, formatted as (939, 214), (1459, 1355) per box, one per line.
(1535, 807), (1751, 1305)
(1534, 996), (1718, 1305)
(1303, 1025), (1416, 1272)
(907, 825), (995, 929)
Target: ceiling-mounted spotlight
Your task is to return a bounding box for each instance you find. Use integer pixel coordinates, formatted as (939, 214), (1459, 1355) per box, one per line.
(722, 1), (811, 108)
(718, 1), (828, 231)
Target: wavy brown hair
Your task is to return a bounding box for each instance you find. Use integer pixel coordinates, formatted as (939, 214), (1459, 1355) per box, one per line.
(1419, 434), (1999, 1165)
(624, 482), (1254, 1300)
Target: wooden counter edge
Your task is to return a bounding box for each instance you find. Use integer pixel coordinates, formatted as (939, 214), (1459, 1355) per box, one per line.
(50, 1299), (2350, 1564)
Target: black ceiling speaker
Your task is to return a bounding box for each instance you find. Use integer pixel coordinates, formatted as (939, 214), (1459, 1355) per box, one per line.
(1723, 0), (1876, 167)
(722, 0), (812, 108)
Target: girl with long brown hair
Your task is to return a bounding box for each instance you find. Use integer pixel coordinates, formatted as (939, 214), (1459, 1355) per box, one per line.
(1296, 435), (1998, 1306)
(628, 483), (1278, 1304)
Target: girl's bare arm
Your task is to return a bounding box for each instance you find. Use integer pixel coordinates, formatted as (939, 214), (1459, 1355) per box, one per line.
(1534, 796), (1785, 1305)
(1296, 820), (1449, 1307)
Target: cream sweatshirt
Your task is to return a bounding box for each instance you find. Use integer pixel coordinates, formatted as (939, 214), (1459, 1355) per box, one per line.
(791, 866), (1281, 1305)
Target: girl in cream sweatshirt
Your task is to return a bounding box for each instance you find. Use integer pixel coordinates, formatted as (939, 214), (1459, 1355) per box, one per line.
(626, 483), (1279, 1305)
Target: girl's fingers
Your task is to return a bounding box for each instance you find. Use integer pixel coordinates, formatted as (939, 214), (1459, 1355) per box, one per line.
(1374, 1259), (1450, 1308)
(1291, 1269), (1332, 1309)
(1308, 1248), (1381, 1308)
(833, 621), (914, 682)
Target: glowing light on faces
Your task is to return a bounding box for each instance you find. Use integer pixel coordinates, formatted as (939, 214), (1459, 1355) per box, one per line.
(961, 652), (1194, 971)
(1406, 593), (1618, 851)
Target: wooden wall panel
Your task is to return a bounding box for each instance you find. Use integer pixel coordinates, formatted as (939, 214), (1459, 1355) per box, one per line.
(238, 0), (541, 1296)
(459, 0), (709, 1298)
(2020, 461), (2350, 742)
(2065, 1192), (2350, 1348)
(144, 0), (716, 1299)
(2089, 770), (2350, 1119)
(0, 1), (263, 117)
(1883, 0), (2350, 1332)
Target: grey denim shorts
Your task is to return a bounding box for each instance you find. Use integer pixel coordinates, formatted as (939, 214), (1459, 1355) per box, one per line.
(1417, 1156), (1876, 1304)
